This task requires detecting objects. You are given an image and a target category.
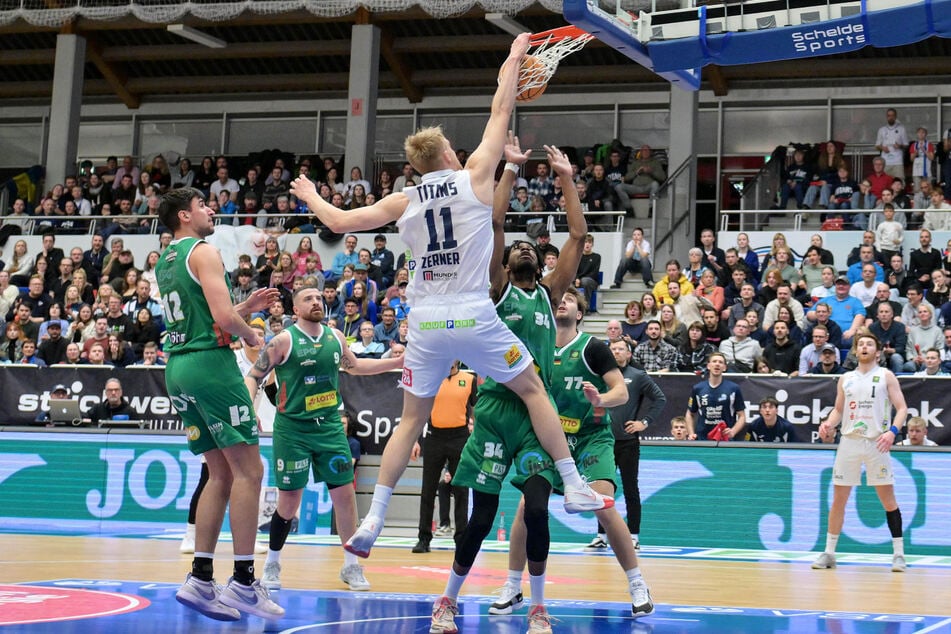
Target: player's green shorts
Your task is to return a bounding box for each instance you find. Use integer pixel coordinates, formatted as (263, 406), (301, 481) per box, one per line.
(554, 425), (617, 493)
(272, 412), (354, 490)
(165, 347), (258, 455)
(453, 395), (556, 495)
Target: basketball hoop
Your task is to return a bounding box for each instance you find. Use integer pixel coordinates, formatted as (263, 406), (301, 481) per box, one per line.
(515, 25), (594, 97)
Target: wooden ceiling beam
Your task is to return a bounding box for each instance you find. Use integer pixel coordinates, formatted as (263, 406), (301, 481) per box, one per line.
(85, 36), (141, 109)
(380, 28), (423, 103)
(706, 64), (729, 96)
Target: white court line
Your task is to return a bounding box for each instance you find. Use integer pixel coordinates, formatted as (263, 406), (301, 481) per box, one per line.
(915, 617), (951, 633)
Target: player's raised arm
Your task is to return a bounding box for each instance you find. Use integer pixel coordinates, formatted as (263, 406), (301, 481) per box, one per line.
(465, 33), (531, 203)
(543, 144), (587, 300)
(290, 176), (408, 233)
(332, 328), (404, 375)
(244, 330), (290, 400)
(490, 132), (532, 299)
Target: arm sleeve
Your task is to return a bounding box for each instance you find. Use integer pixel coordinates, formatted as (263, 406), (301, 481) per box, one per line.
(584, 337), (619, 376)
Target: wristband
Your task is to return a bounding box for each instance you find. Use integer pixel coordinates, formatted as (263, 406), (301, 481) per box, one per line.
(889, 425), (900, 436)
(504, 162), (520, 175)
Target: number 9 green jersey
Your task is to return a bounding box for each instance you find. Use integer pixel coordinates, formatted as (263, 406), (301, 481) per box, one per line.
(156, 237), (237, 354)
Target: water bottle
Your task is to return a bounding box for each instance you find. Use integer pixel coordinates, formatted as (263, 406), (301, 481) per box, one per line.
(497, 512), (507, 542)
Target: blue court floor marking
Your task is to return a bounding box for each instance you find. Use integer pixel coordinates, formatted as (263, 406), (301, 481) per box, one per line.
(6, 580), (950, 634)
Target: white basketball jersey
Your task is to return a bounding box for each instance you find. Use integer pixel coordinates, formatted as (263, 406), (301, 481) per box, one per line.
(839, 366), (891, 439)
(397, 169), (491, 305)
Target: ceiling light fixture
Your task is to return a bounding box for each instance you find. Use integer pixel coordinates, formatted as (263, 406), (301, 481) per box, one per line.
(167, 24), (227, 49)
(485, 12), (531, 37)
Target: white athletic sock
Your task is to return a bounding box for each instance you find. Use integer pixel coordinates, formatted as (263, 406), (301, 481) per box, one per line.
(625, 567), (642, 583)
(555, 459), (583, 489)
(598, 533), (607, 541)
(343, 550), (358, 567)
(265, 549), (282, 565)
(892, 537), (904, 557)
(507, 569), (523, 587)
(184, 523), (195, 539)
(632, 533), (639, 542)
(529, 573), (546, 606)
(444, 570), (467, 601)
(368, 485), (393, 521)
(824, 533), (839, 555)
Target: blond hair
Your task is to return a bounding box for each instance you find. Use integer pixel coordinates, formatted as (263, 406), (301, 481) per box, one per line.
(405, 126), (448, 174)
(907, 416), (927, 431)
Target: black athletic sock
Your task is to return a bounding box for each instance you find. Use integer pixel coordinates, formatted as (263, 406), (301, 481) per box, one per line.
(886, 508), (903, 538)
(191, 556), (214, 582)
(269, 512), (294, 551)
(233, 559), (255, 585)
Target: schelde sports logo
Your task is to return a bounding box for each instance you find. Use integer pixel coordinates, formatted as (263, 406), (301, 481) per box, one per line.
(791, 22), (865, 54)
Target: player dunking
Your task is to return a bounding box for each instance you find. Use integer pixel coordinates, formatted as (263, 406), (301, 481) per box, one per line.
(157, 187), (284, 620)
(813, 332), (908, 572)
(291, 33), (610, 559)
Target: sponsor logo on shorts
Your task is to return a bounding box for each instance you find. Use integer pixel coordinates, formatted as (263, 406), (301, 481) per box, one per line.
(518, 451), (551, 476)
(504, 345), (522, 368)
(186, 426), (200, 441)
(305, 390), (338, 411)
(402, 367), (413, 387)
(287, 459), (309, 473)
(282, 476), (291, 484)
(209, 421), (223, 434)
(490, 463), (507, 475)
(329, 455), (352, 474)
(578, 452), (600, 469)
(419, 318), (475, 330)
(560, 415), (581, 434)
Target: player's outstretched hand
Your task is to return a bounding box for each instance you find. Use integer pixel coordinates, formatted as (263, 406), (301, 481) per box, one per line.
(504, 131), (532, 166)
(245, 287), (281, 313)
(581, 381), (601, 406)
(545, 144), (571, 178)
(290, 176), (317, 199)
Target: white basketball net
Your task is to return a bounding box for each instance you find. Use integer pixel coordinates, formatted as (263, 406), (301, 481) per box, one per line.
(519, 29), (594, 95)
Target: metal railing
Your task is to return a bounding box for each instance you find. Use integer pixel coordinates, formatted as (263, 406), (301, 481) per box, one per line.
(652, 154), (695, 255)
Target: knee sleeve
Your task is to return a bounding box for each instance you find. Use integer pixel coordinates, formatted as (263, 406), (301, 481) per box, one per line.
(522, 475), (551, 563)
(454, 490), (498, 569)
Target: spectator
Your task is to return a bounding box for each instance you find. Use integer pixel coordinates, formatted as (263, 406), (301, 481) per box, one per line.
(681, 248), (708, 288)
(127, 307), (161, 359)
(806, 142), (849, 210)
(865, 283), (903, 327)
(718, 318), (762, 373)
(370, 234), (395, 289)
(620, 300), (646, 346)
(774, 149), (811, 210)
(373, 306), (399, 345)
(735, 232), (761, 283)
(631, 320), (678, 372)
(910, 229), (942, 291)
(928, 268), (950, 307)
(885, 254), (911, 297)
(615, 144), (665, 210)
(850, 263), (880, 308)
(808, 343), (847, 375)
(922, 187), (951, 232)
(763, 320), (801, 376)
(676, 321), (716, 374)
(586, 164), (618, 213)
(669, 416), (689, 440)
(36, 321), (68, 365)
(330, 234), (360, 283)
(209, 166), (239, 203)
(340, 296), (364, 344)
(816, 275), (868, 347)
(720, 266), (748, 314)
(17, 338), (46, 366)
(350, 321), (385, 358)
(87, 378), (138, 423)
(745, 396), (799, 442)
(900, 416), (938, 446)
(107, 333), (135, 368)
(604, 319), (623, 342)
(699, 306), (729, 347)
(694, 269), (724, 313)
(0, 321), (24, 362)
(392, 162), (420, 193)
(136, 341), (166, 366)
(763, 282), (805, 331)
(724, 282), (764, 329)
(900, 284), (934, 329)
(652, 259), (693, 305)
(798, 247), (827, 297)
(611, 227), (652, 289)
(659, 303), (688, 349)
(575, 234), (602, 310)
(756, 269), (782, 307)
(685, 352), (746, 440)
(799, 324), (831, 374)
(904, 303), (942, 372)
(913, 348), (947, 377)
(640, 292), (659, 321)
(388, 279), (410, 321)
(875, 107), (909, 179)
(35, 383), (72, 424)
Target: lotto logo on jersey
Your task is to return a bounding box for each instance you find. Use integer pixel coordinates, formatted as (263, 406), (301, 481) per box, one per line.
(305, 390), (338, 411)
(504, 345), (522, 368)
(402, 367), (413, 387)
(560, 415), (581, 434)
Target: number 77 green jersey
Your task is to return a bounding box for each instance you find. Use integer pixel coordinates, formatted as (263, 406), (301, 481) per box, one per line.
(156, 237), (237, 354)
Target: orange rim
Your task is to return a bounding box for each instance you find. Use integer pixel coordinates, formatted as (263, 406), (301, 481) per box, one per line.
(529, 25), (592, 45)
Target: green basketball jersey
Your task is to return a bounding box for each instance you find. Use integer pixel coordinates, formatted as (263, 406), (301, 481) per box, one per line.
(155, 237), (236, 354)
(275, 323), (343, 424)
(553, 332), (609, 434)
(480, 283), (555, 399)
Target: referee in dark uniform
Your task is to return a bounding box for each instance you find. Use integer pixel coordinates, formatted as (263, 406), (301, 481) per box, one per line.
(587, 338), (666, 551)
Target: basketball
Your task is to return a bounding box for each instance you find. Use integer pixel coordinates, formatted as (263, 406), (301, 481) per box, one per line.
(516, 55), (547, 103)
